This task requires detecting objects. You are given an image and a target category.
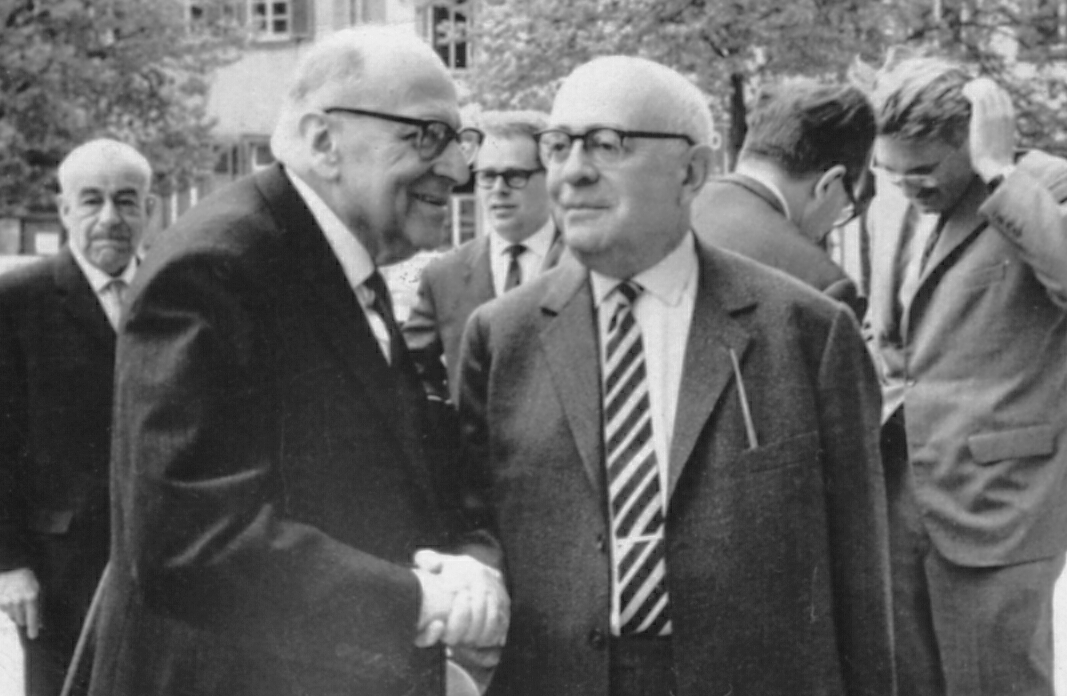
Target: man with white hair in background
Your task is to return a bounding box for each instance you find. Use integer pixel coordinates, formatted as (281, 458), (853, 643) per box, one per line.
(81, 26), (506, 696)
(0, 138), (152, 696)
(456, 56), (894, 696)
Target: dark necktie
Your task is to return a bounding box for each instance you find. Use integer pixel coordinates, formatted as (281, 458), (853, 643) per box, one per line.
(602, 281), (671, 636)
(503, 244), (526, 292)
(363, 270), (404, 367)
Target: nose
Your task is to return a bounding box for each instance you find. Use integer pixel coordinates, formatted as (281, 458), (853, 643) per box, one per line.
(99, 197), (123, 226)
(556, 140), (596, 185)
(490, 174), (510, 193)
(436, 141), (471, 187)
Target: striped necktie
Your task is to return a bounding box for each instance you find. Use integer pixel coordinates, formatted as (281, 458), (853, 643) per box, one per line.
(602, 280), (671, 636)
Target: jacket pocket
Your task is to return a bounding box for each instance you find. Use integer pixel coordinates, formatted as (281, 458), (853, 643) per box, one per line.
(960, 261), (1008, 290)
(27, 509), (75, 535)
(968, 424), (1056, 464)
(733, 431), (819, 476)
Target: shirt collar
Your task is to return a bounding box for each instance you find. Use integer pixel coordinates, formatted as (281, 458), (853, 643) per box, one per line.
(489, 218), (557, 259)
(70, 243), (138, 293)
(286, 167), (375, 290)
(591, 231), (698, 308)
(742, 169), (793, 223)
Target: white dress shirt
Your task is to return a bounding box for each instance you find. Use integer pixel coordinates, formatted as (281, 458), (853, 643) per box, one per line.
(591, 231), (699, 508)
(70, 245), (138, 331)
(488, 220), (557, 297)
(287, 169), (392, 362)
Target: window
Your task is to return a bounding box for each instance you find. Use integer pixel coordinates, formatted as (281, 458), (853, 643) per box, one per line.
(422, 0), (470, 70)
(247, 141), (276, 172)
(184, 0), (309, 40)
(250, 1), (290, 37)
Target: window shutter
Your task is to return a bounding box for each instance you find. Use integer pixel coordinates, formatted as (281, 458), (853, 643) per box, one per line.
(291, 0), (312, 39)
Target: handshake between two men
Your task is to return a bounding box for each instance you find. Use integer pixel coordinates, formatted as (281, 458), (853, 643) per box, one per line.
(412, 549), (510, 650)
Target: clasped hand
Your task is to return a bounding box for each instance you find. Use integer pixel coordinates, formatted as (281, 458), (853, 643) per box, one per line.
(0, 568), (40, 639)
(412, 549), (509, 649)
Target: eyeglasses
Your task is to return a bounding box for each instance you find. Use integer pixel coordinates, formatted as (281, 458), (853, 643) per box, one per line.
(473, 167), (545, 190)
(832, 178), (861, 228)
(323, 107), (465, 161)
(534, 127), (695, 167)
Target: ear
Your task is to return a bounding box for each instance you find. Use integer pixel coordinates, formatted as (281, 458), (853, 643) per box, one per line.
(813, 164), (847, 201)
(301, 112), (341, 177)
(679, 144), (714, 206)
(143, 193), (157, 219)
(55, 193), (72, 226)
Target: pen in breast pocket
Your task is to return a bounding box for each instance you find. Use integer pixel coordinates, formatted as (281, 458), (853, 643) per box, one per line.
(729, 348), (759, 450)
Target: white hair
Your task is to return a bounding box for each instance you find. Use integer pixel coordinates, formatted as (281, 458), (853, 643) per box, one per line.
(57, 139), (152, 194)
(562, 56), (715, 145)
(270, 25), (447, 167)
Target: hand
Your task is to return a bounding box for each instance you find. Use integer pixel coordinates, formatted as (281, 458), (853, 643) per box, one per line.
(962, 77), (1016, 182)
(412, 550), (510, 649)
(0, 568), (40, 639)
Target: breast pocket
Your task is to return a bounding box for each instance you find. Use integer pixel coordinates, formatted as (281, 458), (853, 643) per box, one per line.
(968, 424), (1055, 464)
(959, 260), (1009, 291)
(731, 431), (820, 477)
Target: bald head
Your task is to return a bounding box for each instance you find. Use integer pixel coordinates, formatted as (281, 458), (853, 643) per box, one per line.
(58, 139), (152, 196)
(546, 56), (714, 279)
(554, 57), (714, 145)
(270, 25), (456, 168)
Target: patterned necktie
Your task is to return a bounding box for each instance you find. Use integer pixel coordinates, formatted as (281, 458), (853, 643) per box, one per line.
(363, 270), (402, 366)
(103, 278), (127, 331)
(503, 244), (526, 292)
(602, 281), (671, 636)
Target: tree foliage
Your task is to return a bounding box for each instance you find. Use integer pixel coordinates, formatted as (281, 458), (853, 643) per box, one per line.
(465, 0), (895, 163)
(465, 0), (1067, 162)
(0, 0), (241, 214)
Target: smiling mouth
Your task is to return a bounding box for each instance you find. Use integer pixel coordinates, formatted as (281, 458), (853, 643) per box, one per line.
(413, 192), (448, 207)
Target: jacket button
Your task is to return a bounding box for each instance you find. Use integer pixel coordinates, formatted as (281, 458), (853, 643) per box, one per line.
(588, 628), (606, 650)
(596, 533), (606, 553)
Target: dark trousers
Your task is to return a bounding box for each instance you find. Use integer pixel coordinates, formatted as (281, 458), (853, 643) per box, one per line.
(882, 412), (1063, 696)
(609, 636), (676, 696)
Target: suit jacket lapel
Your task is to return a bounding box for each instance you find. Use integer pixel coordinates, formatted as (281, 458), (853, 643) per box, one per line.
(540, 227), (566, 273)
(464, 236), (495, 301)
(54, 248), (114, 348)
(916, 176), (989, 287)
(255, 165), (421, 463)
(667, 246), (753, 500)
(539, 257), (606, 497)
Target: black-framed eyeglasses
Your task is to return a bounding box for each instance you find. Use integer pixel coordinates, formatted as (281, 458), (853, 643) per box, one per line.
(323, 106), (465, 161)
(534, 127), (695, 167)
(833, 177), (861, 228)
(473, 167), (545, 190)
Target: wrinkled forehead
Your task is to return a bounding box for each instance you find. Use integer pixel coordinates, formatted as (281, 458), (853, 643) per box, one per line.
(62, 153), (151, 196)
(353, 48), (461, 126)
(550, 68), (666, 132)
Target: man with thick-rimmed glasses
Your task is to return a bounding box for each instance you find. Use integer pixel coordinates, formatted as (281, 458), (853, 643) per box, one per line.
(81, 25), (507, 696)
(867, 55), (1067, 696)
(455, 55), (894, 696)
(693, 78), (876, 320)
(403, 110), (564, 406)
